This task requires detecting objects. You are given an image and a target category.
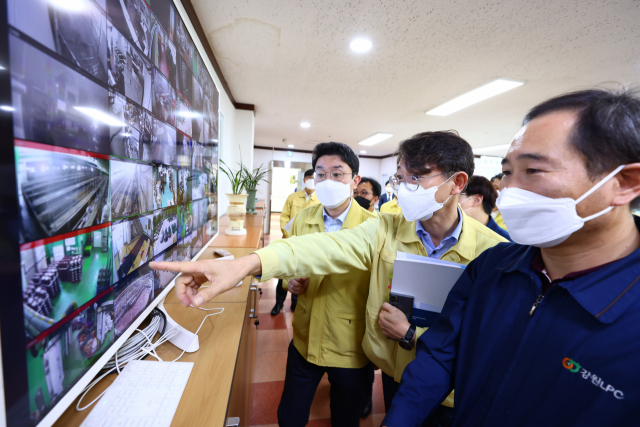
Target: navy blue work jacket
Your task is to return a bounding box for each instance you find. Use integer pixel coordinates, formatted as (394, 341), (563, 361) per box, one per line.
(486, 215), (511, 241)
(384, 237), (640, 426)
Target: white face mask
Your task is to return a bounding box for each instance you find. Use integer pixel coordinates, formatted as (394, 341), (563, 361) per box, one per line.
(496, 165), (625, 248)
(315, 179), (353, 209)
(304, 179), (315, 190)
(397, 174), (454, 221)
(386, 187), (392, 195)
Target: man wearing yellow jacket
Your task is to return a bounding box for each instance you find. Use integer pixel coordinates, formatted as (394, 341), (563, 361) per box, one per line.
(271, 169), (319, 315)
(280, 142), (376, 426)
(152, 132), (508, 427)
(280, 169), (319, 239)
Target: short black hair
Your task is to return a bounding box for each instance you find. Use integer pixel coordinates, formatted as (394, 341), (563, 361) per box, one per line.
(385, 178), (392, 186)
(523, 88), (640, 180)
(312, 142), (359, 175)
(465, 176), (497, 215)
(396, 130), (474, 178)
(359, 177), (381, 198)
(304, 169), (314, 178)
(491, 173), (504, 182)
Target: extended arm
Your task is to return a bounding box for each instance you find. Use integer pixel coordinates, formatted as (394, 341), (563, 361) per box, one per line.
(151, 217), (380, 307)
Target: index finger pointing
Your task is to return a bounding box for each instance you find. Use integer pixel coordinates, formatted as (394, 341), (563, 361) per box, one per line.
(150, 261), (203, 273)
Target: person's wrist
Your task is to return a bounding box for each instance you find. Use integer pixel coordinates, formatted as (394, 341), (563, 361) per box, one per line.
(244, 254), (262, 276)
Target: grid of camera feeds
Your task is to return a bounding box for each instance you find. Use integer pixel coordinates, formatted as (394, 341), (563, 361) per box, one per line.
(8, 0), (220, 424)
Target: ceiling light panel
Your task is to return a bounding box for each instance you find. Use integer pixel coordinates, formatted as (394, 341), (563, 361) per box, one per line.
(350, 38), (372, 53)
(426, 79), (524, 116)
(358, 132), (393, 146)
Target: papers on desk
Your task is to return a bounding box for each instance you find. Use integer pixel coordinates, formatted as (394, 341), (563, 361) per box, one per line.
(283, 216), (296, 232)
(390, 251), (466, 328)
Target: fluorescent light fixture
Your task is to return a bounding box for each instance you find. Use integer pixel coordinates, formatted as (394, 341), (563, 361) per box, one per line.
(350, 38), (372, 53)
(287, 144), (294, 148)
(0, 105), (15, 112)
(176, 111), (200, 118)
(358, 132), (393, 146)
(360, 150), (367, 154)
(74, 107), (126, 126)
(473, 143), (511, 154)
(0, 66), (5, 70)
(121, 133), (132, 137)
(212, 139), (219, 142)
(300, 122), (310, 128)
(426, 79), (524, 116)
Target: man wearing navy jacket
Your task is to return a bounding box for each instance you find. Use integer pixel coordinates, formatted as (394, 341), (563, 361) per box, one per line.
(383, 88), (640, 426)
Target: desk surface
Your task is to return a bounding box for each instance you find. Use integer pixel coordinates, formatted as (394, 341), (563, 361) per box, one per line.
(53, 301), (246, 427)
(218, 211), (264, 228)
(211, 226), (264, 249)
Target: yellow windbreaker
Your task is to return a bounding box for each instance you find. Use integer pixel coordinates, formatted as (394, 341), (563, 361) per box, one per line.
(280, 191), (320, 238)
(285, 201), (377, 368)
(256, 210), (507, 406)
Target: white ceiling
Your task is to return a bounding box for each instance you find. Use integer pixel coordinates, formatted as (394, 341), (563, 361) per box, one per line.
(192, 0), (640, 157)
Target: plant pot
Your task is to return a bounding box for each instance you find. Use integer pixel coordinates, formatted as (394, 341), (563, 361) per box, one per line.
(225, 193), (248, 236)
(246, 189), (258, 214)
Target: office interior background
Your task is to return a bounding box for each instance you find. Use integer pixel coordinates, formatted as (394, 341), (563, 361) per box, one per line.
(0, 0), (639, 427)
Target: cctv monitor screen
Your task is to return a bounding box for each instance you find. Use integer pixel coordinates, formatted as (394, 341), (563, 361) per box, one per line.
(1, 0), (220, 425)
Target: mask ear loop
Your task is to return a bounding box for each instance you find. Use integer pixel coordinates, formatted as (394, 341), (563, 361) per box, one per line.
(575, 165), (625, 204)
(435, 172), (457, 206)
(575, 165), (625, 221)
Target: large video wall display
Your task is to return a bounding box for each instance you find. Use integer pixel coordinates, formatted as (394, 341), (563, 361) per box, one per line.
(7, 0), (219, 425)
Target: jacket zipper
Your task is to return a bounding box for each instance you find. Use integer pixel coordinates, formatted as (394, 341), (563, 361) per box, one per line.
(529, 294), (544, 317)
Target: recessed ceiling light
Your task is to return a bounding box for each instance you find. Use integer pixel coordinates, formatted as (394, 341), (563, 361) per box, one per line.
(350, 38), (372, 53)
(288, 144), (294, 148)
(426, 79), (524, 116)
(358, 132), (393, 146)
(300, 122), (310, 128)
(473, 143), (511, 154)
(74, 107), (125, 126)
(0, 105), (15, 112)
(360, 150), (367, 154)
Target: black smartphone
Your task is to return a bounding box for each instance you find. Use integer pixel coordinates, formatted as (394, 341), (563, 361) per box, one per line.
(389, 292), (414, 324)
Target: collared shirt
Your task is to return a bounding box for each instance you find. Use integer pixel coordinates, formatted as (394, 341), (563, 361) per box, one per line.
(486, 215), (511, 241)
(384, 216), (640, 427)
(416, 207), (464, 259)
(322, 199), (352, 233)
(305, 191), (314, 202)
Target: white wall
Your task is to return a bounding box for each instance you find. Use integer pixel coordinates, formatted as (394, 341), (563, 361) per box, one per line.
(174, 1), (256, 217)
(380, 155), (398, 185)
(358, 157), (381, 185)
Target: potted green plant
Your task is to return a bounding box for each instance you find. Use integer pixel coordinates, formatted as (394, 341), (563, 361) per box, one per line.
(242, 163), (270, 214)
(219, 160), (249, 236)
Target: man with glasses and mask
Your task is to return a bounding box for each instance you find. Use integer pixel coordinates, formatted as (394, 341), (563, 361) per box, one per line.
(264, 142), (377, 426)
(152, 132), (506, 426)
(354, 177), (382, 213)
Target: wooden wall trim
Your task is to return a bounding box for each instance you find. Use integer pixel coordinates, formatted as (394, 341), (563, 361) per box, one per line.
(254, 146), (397, 159)
(254, 145), (314, 154)
(178, 0), (255, 112)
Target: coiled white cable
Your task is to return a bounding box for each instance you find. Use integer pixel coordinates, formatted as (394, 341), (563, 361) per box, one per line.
(76, 306), (224, 411)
